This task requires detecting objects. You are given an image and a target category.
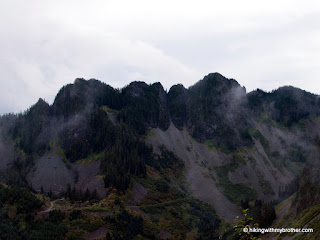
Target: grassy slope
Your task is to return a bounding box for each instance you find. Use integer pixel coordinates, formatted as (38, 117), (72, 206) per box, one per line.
(264, 193), (320, 240)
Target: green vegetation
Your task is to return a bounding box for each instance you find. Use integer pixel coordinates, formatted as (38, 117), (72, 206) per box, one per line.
(296, 169), (320, 212)
(130, 152), (221, 239)
(13, 138), (27, 159)
(53, 79), (122, 118)
(57, 146), (68, 163)
(64, 184), (99, 203)
(259, 112), (276, 126)
(105, 207), (145, 239)
(146, 146), (184, 179)
(139, 197), (221, 239)
(289, 205), (320, 230)
(248, 86), (320, 128)
(60, 108), (152, 191)
(0, 185), (67, 240)
(4, 155), (29, 187)
(233, 152), (246, 165)
(273, 87), (309, 127)
(1, 76), (320, 239)
(273, 204), (320, 240)
(251, 200), (276, 228)
(101, 105), (119, 114)
(256, 172), (274, 195)
(186, 73), (255, 153)
(234, 208), (261, 240)
(289, 145), (308, 163)
(234, 204), (276, 239)
(118, 82), (170, 134)
(306, 210), (320, 239)
(76, 151), (105, 166)
(70, 218), (102, 232)
(204, 139), (216, 151)
(0, 184), (43, 214)
(215, 163), (257, 204)
(253, 130), (270, 155)
(10, 98), (50, 156)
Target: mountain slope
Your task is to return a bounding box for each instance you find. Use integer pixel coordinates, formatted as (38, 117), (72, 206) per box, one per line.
(0, 73), (320, 239)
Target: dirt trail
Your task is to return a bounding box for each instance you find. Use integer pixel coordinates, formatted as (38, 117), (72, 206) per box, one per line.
(147, 123), (240, 222)
(36, 199), (61, 218)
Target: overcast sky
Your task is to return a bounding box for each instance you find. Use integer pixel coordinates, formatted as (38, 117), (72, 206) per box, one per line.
(1, 0), (320, 114)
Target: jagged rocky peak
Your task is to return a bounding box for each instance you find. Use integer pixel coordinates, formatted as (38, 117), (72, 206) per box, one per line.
(150, 82), (165, 92)
(190, 72), (244, 92)
(124, 81), (168, 99)
(150, 82), (170, 130)
(168, 84), (188, 130)
(188, 73), (247, 111)
(248, 85), (320, 126)
(125, 81), (150, 97)
(74, 78), (106, 89)
(168, 84), (188, 102)
(56, 78), (105, 99)
(273, 85), (320, 106)
(28, 98), (50, 115)
(74, 77), (86, 84)
(169, 84), (187, 95)
(150, 82), (167, 106)
(52, 78), (119, 118)
(189, 73), (247, 109)
(248, 88), (267, 96)
(35, 98), (49, 107)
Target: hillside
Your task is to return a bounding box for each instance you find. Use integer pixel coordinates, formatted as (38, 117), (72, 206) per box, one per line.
(0, 73), (320, 239)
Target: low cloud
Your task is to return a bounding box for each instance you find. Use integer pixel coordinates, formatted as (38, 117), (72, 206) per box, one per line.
(0, 14), (200, 113)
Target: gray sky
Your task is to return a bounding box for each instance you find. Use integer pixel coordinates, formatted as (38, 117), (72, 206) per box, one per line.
(1, 0), (320, 114)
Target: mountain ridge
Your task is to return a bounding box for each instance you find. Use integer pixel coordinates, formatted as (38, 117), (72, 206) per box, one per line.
(1, 72), (320, 239)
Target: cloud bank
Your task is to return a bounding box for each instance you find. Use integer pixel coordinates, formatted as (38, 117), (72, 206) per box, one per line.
(1, 0), (319, 113)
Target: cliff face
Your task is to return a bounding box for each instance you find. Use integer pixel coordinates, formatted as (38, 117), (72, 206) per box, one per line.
(0, 72), (320, 221)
